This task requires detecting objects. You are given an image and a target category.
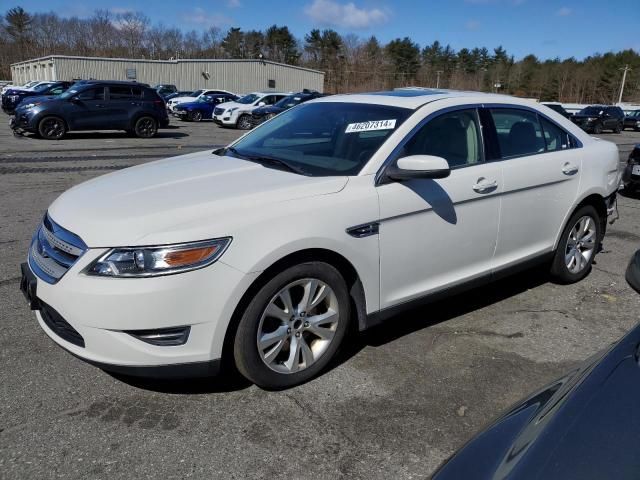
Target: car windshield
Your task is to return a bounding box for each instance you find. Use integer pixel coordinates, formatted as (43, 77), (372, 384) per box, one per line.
(275, 95), (305, 109)
(191, 89), (204, 97)
(580, 106), (604, 115)
(628, 110), (640, 117)
(225, 102), (412, 176)
(237, 93), (260, 104)
(33, 83), (53, 92)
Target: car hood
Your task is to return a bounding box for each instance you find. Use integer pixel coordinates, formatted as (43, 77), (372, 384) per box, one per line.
(433, 323), (640, 480)
(216, 101), (253, 111)
(48, 150), (348, 247)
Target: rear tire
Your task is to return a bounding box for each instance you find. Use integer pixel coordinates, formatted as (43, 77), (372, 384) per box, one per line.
(614, 123), (622, 134)
(550, 205), (601, 284)
(38, 116), (66, 140)
(233, 262), (350, 389)
(593, 123), (603, 134)
(188, 111), (202, 122)
(134, 116), (157, 138)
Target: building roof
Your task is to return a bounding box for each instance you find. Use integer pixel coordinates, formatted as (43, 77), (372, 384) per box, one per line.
(10, 55), (325, 76)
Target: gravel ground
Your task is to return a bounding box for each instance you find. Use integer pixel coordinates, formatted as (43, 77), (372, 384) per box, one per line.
(1, 118), (639, 480)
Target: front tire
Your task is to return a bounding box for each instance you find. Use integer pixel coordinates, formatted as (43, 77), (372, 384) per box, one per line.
(593, 123), (603, 134)
(134, 116), (157, 138)
(188, 111), (202, 122)
(550, 205), (601, 283)
(38, 116), (66, 140)
(236, 114), (252, 130)
(233, 262), (350, 389)
(614, 122), (622, 134)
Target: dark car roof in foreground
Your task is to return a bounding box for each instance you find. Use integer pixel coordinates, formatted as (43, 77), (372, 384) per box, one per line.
(433, 322), (640, 480)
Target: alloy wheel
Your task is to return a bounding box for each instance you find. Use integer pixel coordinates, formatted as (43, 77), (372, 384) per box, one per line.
(136, 117), (156, 138)
(565, 215), (597, 274)
(237, 115), (252, 130)
(41, 118), (65, 139)
(257, 278), (340, 374)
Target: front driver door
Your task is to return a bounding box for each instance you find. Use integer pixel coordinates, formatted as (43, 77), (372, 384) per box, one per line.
(66, 87), (107, 130)
(376, 107), (502, 308)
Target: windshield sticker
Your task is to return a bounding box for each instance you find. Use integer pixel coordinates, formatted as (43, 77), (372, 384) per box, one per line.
(345, 119), (397, 133)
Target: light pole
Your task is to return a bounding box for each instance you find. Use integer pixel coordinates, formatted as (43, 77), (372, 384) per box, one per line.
(618, 65), (632, 104)
(436, 70), (443, 89)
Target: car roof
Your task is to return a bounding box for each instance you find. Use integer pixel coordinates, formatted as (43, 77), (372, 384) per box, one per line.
(76, 80), (151, 87)
(311, 88), (536, 110)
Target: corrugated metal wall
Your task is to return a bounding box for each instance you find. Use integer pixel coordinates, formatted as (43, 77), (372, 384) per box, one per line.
(10, 56), (324, 94)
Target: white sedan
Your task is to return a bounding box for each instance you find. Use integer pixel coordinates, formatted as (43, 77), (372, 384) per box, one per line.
(21, 89), (619, 389)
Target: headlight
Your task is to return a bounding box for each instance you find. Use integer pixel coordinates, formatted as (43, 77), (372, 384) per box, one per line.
(588, 117), (597, 121)
(228, 107), (238, 113)
(22, 102), (39, 109)
(85, 238), (232, 278)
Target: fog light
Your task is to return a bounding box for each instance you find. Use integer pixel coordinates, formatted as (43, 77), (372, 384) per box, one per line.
(125, 326), (191, 346)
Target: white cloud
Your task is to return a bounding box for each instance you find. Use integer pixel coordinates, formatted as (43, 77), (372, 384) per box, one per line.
(182, 8), (233, 26)
(556, 6), (572, 16)
(465, 19), (481, 30)
(304, 0), (389, 29)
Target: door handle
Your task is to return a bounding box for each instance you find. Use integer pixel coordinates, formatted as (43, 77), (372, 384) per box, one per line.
(472, 178), (498, 193)
(562, 163), (579, 175)
(95, 104), (106, 108)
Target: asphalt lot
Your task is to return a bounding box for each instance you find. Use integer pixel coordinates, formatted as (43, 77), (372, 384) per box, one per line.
(1, 118), (640, 480)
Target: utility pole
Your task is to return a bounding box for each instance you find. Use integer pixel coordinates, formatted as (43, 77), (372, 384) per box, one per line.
(618, 64), (631, 104)
(435, 70), (443, 89)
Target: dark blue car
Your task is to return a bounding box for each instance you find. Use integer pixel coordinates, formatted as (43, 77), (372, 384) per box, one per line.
(10, 80), (169, 140)
(2, 81), (73, 114)
(172, 93), (239, 122)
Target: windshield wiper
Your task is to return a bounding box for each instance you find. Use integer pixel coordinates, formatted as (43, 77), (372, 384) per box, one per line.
(224, 147), (308, 176)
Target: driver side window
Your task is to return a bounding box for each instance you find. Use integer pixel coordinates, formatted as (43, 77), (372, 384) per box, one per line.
(402, 108), (484, 168)
(78, 88), (105, 101)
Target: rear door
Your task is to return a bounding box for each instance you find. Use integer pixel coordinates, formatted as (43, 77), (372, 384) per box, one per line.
(107, 85), (144, 128)
(486, 107), (581, 268)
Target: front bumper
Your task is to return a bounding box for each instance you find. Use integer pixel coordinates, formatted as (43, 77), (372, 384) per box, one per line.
(213, 113), (236, 126)
(22, 246), (258, 377)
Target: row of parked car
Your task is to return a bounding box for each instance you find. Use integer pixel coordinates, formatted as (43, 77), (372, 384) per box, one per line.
(164, 87), (324, 129)
(543, 102), (640, 133)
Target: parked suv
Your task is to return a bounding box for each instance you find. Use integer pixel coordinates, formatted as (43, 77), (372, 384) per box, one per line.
(213, 91), (289, 129)
(622, 144), (640, 191)
(623, 110), (640, 131)
(572, 105), (624, 133)
(20, 90), (619, 388)
(10, 81), (169, 139)
(251, 90), (324, 127)
(542, 102), (572, 119)
(2, 81), (73, 114)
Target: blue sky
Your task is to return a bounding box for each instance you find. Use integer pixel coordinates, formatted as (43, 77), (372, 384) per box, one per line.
(13, 0), (640, 60)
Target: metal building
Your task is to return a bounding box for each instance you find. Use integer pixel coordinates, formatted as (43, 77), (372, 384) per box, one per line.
(10, 55), (325, 93)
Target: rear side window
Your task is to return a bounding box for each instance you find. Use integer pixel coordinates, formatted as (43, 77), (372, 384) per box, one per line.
(540, 117), (570, 151)
(489, 109), (545, 158)
(402, 108), (483, 168)
(109, 86), (142, 100)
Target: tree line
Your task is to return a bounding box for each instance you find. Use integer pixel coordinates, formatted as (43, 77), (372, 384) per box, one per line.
(1, 6), (639, 103)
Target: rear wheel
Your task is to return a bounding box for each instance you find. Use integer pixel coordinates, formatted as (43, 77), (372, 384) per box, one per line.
(38, 116), (66, 140)
(233, 262), (350, 389)
(550, 205), (601, 283)
(188, 111), (202, 122)
(614, 122), (622, 134)
(237, 114), (252, 130)
(593, 123), (603, 134)
(134, 116), (157, 138)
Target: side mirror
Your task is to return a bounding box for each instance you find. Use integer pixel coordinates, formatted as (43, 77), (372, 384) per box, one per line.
(258, 101), (266, 107)
(386, 155), (451, 181)
(626, 250), (640, 294)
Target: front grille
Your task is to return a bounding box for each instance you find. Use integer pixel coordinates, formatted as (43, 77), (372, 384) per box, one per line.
(213, 107), (224, 116)
(40, 301), (85, 347)
(28, 213), (87, 284)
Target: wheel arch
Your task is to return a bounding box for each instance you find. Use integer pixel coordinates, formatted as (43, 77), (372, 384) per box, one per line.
(220, 248), (367, 369)
(553, 192), (608, 250)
